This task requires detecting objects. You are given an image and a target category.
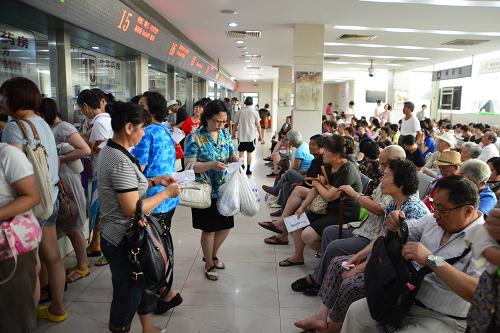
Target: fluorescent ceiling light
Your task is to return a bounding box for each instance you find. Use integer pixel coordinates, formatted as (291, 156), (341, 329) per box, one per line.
(326, 61), (402, 67)
(228, 22), (238, 27)
(148, 64), (152, 67)
(91, 46), (100, 50)
(38, 49), (49, 52)
(236, 40), (244, 44)
(244, 59), (251, 63)
(324, 53), (429, 60)
(324, 42), (463, 52)
(334, 25), (500, 37)
(360, 0), (500, 7)
(230, 76), (236, 80)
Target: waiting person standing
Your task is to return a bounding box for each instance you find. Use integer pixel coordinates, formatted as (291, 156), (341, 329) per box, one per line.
(416, 104), (428, 121)
(374, 100), (384, 118)
(346, 101), (355, 122)
(184, 100), (240, 281)
(379, 103), (391, 127)
(258, 103), (271, 130)
(325, 102), (333, 119)
(232, 96), (263, 175)
(399, 101), (422, 144)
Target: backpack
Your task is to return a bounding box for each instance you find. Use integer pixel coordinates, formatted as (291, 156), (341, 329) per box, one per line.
(14, 119), (54, 220)
(365, 220), (470, 328)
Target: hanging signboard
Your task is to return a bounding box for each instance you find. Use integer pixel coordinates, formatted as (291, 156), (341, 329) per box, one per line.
(0, 23), (37, 84)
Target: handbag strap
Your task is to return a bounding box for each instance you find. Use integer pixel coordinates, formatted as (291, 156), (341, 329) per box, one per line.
(0, 226), (18, 285)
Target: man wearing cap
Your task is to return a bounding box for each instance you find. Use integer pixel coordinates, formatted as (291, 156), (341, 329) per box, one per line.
(423, 150), (462, 211)
(478, 131), (499, 163)
(399, 101), (422, 144)
(233, 96), (263, 175)
(422, 131), (457, 178)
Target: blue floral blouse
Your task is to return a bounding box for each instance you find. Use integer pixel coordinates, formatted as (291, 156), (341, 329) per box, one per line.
(184, 127), (235, 198)
(383, 194), (430, 232)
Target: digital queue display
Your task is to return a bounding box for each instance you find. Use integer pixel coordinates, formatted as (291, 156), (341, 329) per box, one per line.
(19, 0), (236, 90)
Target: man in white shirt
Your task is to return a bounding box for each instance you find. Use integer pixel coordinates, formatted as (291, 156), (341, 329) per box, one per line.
(478, 131), (499, 162)
(374, 100), (384, 118)
(233, 96), (263, 175)
(400, 101), (422, 144)
(346, 101), (355, 122)
(341, 175), (484, 333)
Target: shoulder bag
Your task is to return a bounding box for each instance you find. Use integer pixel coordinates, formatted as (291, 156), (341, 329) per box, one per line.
(125, 200), (174, 297)
(0, 213), (42, 284)
(55, 180), (79, 235)
(14, 119), (54, 220)
(178, 163), (212, 209)
(306, 166), (330, 215)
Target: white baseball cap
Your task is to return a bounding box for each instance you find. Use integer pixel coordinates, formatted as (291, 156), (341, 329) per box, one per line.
(167, 100), (179, 107)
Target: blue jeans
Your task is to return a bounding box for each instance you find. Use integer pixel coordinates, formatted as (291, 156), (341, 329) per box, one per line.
(101, 237), (156, 332)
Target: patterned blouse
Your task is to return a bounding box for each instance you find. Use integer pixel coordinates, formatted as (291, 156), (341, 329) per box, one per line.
(184, 127), (235, 198)
(383, 194), (430, 232)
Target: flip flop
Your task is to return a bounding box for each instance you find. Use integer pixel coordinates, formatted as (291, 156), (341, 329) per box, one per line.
(279, 258), (304, 267)
(37, 305), (68, 323)
(66, 267), (90, 283)
(258, 221), (283, 234)
(205, 265), (218, 281)
(202, 257), (226, 269)
(86, 249), (102, 257)
(264, 235), (289, 245)
(95, 256), (108, 266)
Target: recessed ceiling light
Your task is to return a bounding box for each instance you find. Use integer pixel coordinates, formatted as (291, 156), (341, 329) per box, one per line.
(324, 53), (429, 60)
(236, 40), (244, 44)
(334, 25), (500, 37)
(148, 64), (152, 67)
(91, 46), (100, 50)
(244, 59), (251, 63)
(359, 0), (500, 7)
(228, 22), (238, 27)
(324, 42), (463, 52)
(230, 76), (236, 80)
(220, 9), (237, 14)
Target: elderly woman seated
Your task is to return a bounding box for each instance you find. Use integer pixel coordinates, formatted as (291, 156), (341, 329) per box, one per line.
(259, 135), (362, 266)
(460, 141), (482, 162)
(294, 159), (429, 333)
(460, 158), (497, 216)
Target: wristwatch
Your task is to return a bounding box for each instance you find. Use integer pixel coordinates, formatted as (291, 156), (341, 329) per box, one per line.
(426, 254), (445, 269)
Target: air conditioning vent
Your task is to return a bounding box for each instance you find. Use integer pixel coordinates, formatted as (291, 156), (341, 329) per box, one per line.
(226, 30), (262, 38)
(246, 66), (262, 71)
(324, 56), (340, 62)
(442, 39), (489, 46)
(337, 34), (377, 41)
(388, 59), (416, 65)
(240, 54), (262, 59)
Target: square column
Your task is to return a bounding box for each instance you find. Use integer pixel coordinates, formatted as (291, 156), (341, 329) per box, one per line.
(293, 24), (324, 140)
(277, 66), (293, 131)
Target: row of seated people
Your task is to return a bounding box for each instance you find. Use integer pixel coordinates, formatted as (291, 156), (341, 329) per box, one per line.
(259, 124), (500, 332)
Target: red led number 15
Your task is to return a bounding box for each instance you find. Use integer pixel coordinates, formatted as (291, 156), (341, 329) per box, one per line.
(118, 10), (133, 32)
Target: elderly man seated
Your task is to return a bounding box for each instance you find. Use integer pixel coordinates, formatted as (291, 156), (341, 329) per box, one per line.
(478, 131), (499, 163)
(341, 175), (485, 333)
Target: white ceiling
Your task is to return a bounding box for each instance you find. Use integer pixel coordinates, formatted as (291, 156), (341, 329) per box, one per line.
(143, 0), (500, 82)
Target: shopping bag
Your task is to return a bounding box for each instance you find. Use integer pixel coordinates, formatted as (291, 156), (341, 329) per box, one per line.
(217, 171), (240, 216)
(238, 171), (260, 216)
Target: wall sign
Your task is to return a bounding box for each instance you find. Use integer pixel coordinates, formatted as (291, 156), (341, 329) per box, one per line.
(432, 65), (472, 81)
(19, 0), (236, 90)
(479, 58), (500, 75)
(0, 23), (37, 84)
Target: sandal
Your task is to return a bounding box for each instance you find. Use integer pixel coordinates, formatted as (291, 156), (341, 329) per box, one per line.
(264, 235), (289, 245)
(37, 305), (68, 323)
(291, 275), (319, 292)
(202, 257), (226, 269)
(258, 221), (283, 234)
(86, 249), (102, 257)
(279, 258), (304, 267)
(66, 267), (90, 283)
(95, 256), (108, 266)
(205, 265), (218, 281)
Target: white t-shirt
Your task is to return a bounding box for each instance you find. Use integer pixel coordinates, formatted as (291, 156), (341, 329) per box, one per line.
(233, 106), (260, 142)
(400, 114), (421, 137)
(0, 143), (34, 208)
(478, 143), (500, 162)
(89, 112), (113, 144)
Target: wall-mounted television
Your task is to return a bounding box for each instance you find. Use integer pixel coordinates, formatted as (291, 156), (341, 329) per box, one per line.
(366, 90), (386, 103)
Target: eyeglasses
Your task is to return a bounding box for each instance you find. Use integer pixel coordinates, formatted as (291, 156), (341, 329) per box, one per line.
(432, 202), (472, 216)
(211, 119), (227, 125)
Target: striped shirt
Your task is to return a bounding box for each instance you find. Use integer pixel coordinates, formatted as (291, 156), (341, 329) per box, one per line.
(352, 185), (392, 240)
(409, 213), (484, 318)
(97, 140), (147, 246)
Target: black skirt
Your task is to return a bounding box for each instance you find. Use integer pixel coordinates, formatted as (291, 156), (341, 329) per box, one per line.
(192, 199), (234, 232)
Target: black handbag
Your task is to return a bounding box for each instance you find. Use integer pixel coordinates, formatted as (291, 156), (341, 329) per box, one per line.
(125, 200), (174, 297)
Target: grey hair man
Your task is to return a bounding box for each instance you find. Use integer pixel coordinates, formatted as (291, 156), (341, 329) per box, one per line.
(461, 142), (482, 162)
(460, 158), (497, 216)
(478, 131), (499, 163)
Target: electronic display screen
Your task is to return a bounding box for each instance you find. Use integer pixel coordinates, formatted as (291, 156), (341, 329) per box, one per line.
(19, 0), (236, 89)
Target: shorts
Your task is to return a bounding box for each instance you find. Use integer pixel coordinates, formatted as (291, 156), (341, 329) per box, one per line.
(238, 141), (256, 153)
(39, 199), (59, 228)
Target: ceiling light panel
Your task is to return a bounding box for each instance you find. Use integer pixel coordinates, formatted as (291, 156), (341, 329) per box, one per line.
(326, 61), (402, 67)
(228, 22), (238, 27)
(324, 53), (429, 60)
(359, 0), (500, 7)
(334, 25), (500, 37)
(324, 42), (463, 52)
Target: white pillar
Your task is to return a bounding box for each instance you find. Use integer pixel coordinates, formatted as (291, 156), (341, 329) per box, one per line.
(277, 66), (293, 131)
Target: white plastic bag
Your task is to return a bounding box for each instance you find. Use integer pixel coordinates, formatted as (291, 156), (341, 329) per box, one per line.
(238, 171), (260, 216)
(216, 171), (240, 216)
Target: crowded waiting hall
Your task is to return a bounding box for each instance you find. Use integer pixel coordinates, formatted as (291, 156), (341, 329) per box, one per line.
(2, 1), (500, 333)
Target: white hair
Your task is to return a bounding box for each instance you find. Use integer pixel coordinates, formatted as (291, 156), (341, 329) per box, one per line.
(382, 144), (406, 160)
(462, 142), (482, 159)
(286, 130), (303, 146)
(460, 158), (491, 185)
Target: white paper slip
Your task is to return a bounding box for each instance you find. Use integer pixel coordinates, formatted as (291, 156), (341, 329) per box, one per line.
(172, 127), (186, 144)
(172, 170), (196, 184)
(226, 160), (243, 174)
(283, 213), (310, 233)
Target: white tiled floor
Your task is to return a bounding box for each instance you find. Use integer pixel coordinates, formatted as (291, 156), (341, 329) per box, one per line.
(35, 136), (321, 333)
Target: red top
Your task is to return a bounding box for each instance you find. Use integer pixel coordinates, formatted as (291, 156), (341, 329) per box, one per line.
(181, 117), (201, 135)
